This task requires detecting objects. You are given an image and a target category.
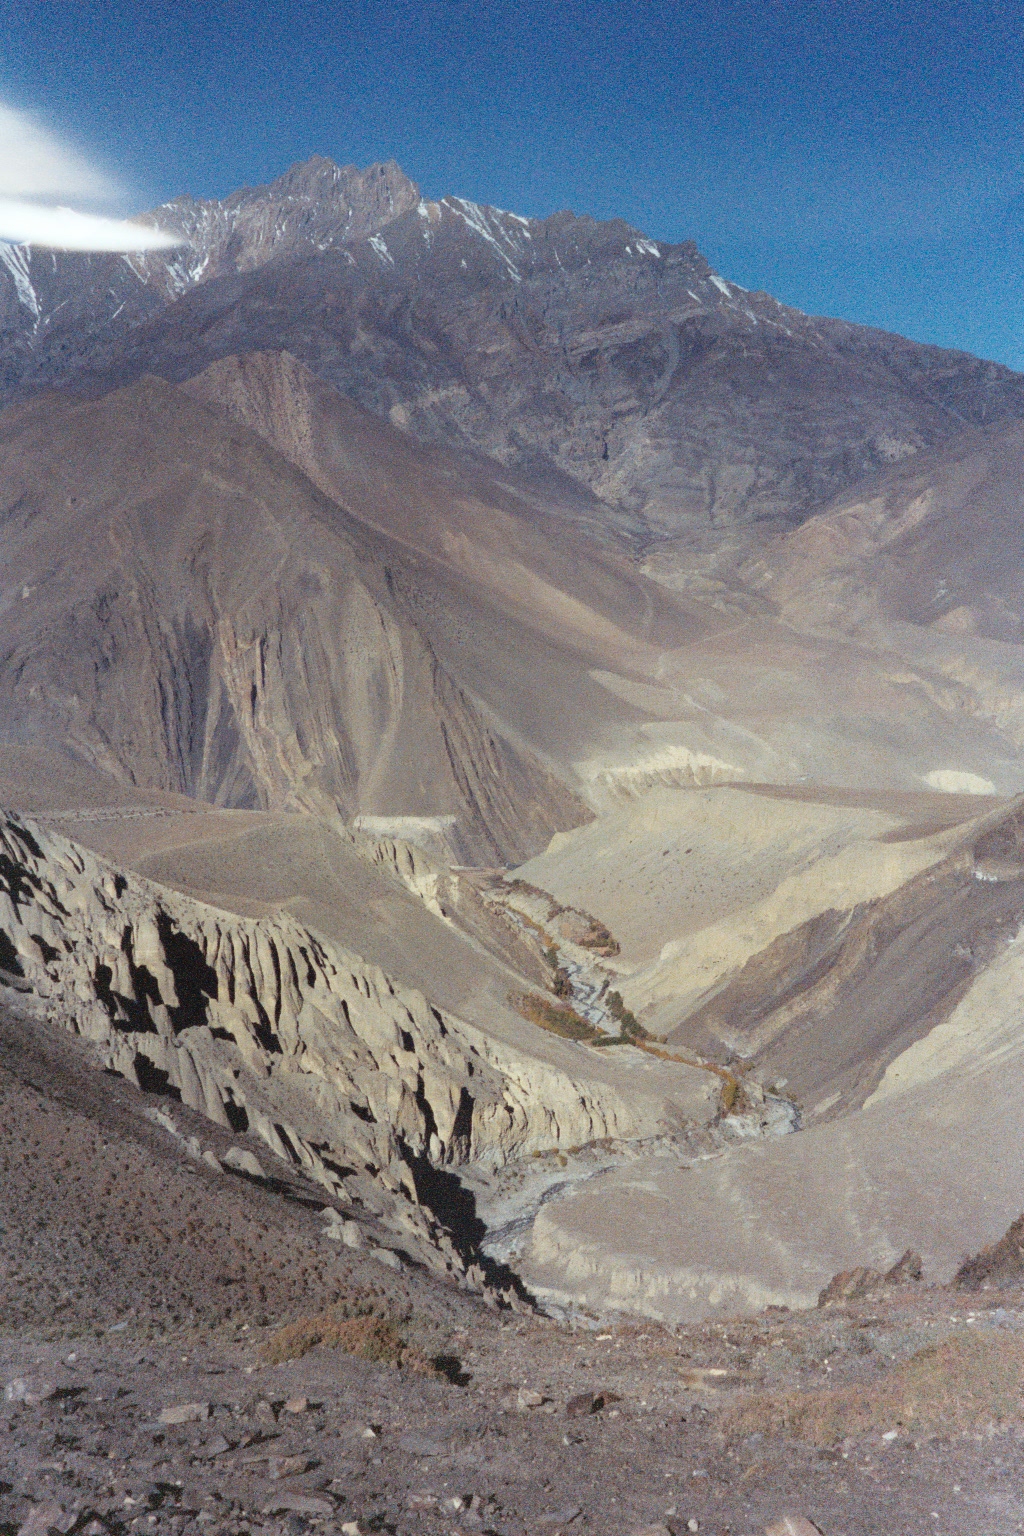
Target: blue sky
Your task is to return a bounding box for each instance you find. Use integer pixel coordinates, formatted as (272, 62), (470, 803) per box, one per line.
(4, 0), (1024, 366)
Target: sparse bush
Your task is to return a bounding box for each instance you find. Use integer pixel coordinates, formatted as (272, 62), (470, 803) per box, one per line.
(552, 966), (573, 999)
(722, 1331), (1024, 1444)
(510, 992), (603, 1043)
(261, 1308), (434, 1370)
(576, 919), (620, 955)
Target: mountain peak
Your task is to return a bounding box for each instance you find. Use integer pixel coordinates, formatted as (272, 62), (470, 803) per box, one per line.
(259, 154), (420, 228)
(140, 156), (421, 291)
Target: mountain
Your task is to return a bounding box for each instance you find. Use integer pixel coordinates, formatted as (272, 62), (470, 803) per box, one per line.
(0, 358), (675, 862)
(4, 155), (1024, 545)
(3, 345), (1020, 874)
(5, 152), (1024, 1364)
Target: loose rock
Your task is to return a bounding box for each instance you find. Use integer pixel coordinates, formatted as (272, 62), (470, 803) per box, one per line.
(16, 1504), (76, 1536)
(196, 1434), (231, 1458)
(262, 1495), (335, 1517)
(268, 1453), (316, 1479)
(5, 1376), (56, 1406)
(222, 1146), (265, 1179)
(158, 1401), (210, 1425)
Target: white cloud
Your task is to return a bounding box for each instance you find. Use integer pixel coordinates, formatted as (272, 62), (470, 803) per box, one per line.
(0, 102), (114, 199)
(0, 197), (182, 251)
(0, 101), (183, 250)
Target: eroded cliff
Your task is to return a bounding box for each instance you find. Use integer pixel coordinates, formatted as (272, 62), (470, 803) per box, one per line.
(0, 810), (680, 1289)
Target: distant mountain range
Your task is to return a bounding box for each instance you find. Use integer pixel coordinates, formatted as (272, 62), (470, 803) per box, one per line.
(4, 154), (1024, 539)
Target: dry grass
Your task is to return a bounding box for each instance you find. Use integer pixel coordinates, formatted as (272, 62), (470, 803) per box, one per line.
(629, 1038), (746, 1114)
(722, 1331), (1024, 1445)
(260, 1308), (434, 1370)
(510, 991), (603, 1043)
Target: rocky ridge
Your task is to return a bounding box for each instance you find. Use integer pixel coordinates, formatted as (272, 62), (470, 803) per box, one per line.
(0, 809), (662, 1289)
(4, 157), (1024, 536)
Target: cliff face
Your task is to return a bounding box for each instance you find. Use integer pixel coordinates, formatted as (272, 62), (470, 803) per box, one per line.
(0, 809), (654, 1279)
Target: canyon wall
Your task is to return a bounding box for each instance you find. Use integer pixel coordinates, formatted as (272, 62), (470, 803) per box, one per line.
(0, 812), (647, 1281)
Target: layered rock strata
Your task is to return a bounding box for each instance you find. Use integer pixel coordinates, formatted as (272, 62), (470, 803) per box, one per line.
(0, 812), (649, 1284)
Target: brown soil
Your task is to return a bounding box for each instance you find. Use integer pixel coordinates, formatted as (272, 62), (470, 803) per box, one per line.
(956, 1215), (1024, 1292)
(5, 999), (1024, 1536)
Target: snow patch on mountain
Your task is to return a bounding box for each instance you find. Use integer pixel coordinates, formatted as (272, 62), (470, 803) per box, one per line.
(0, 242), (39, 318)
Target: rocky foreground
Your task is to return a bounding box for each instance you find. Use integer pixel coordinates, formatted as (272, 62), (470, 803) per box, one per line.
(4, 996), (1024, 1536)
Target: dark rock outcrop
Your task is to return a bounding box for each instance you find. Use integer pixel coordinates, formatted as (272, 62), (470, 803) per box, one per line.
(4, 156), (1024, 538)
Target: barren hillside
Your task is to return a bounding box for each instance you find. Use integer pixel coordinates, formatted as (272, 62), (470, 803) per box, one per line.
(4, 152), (1024, 1535)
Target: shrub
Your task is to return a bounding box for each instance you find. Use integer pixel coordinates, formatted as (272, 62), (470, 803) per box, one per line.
(510, 992), (603, 1043)
(261, 1309), (433, 1369)
(719, 1077), (741, 1116)
(605, 990), (649, 1040)
(576, 919), (620, 955)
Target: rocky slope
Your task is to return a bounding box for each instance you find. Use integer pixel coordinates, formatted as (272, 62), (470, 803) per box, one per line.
(4, 156), (1024, 540)
(6, 146), (1024, 1357)
(0, 370), (628, 862)
(0, 805), (709, 1289)
(741, 416), (1024, 646)
(7, 1003), (1021, 1536)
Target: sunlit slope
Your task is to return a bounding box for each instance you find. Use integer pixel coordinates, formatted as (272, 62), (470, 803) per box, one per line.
(140, 364), (1024, 797)
(514, 784), (989, 967)
(515, 783), (1015, 1107)
(515, 801), (1024, 1323)
(0, 373), (670, 863)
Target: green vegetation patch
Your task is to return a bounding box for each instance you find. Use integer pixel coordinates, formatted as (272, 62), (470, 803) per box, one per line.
(510, 991), (604, 1043)
(605, 989), (649, 1041)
